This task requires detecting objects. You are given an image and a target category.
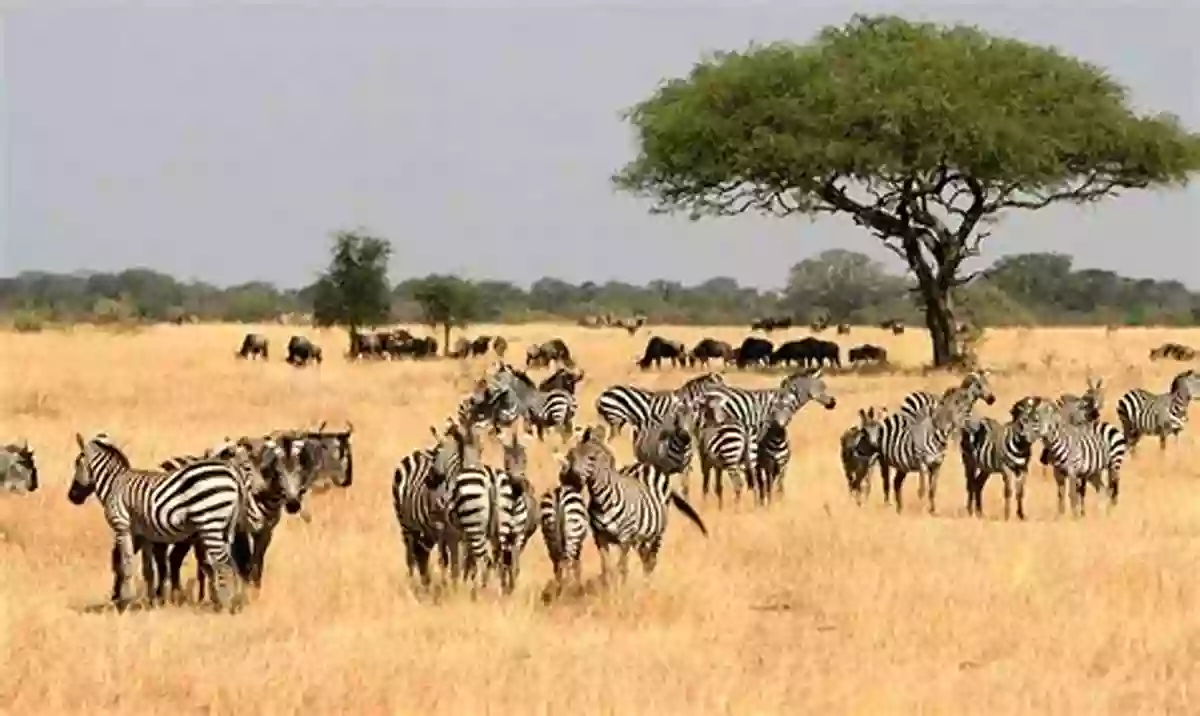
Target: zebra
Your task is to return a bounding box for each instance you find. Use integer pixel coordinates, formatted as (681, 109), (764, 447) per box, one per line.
(391, 433), (454, 588)
(897, 370), (996, 420)
(753, 393), (804, 504)
(157, 435), (308, 602)
(960, 408), (1040, 521)
(1034, 377), (1104, 471)
(485, 365), (579, 442)
(67, 433), (247, 612)
(695, 394), (755, 508)
(428, 421), (519, 595)
(594, 373), (725, 438)
(839, 407), (887, 506)
(556, 426), (708, 586)
(1021, 398), (1128, 517)
(877, 392), (973, 514)
(704, 369), (837, 438)
(538, 482), (589, 596)
(1116, 369), (1200, 455)
(632, 404), (697, 496)
(500, 431), (539, 592)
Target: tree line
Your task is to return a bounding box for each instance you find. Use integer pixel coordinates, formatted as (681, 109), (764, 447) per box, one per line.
(3, 240), (1197, 331)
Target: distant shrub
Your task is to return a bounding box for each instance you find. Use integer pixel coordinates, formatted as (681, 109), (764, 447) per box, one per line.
(10, 310), (45, 333)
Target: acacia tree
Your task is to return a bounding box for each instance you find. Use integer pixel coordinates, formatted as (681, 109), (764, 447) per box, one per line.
(312, 229), (393, 331)
(407, 275), (480, 355)
(613, 14), (1200, 366)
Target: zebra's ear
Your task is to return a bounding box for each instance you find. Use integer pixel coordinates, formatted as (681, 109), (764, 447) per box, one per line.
(75, 433), (85, 451)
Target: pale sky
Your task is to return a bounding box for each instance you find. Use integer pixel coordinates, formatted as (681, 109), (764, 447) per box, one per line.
(1, 2), (1197, 290)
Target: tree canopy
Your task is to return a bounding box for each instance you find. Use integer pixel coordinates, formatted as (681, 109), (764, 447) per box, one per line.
(613, 13), (1200, 365)
(406, 275), (482, 355)
(311, 230), (393, 330)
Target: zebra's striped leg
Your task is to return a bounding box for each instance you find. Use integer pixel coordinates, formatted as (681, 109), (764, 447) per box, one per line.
(1066, 470), (1082, 518)
(925, 465), (941, 515)
(411, 539), (434, 589)
(637, 540), (661, 577)
(893, 471), (908, 514)
(879, 463), (892, 505)
(595, 540), (614, 587)
(1053, 469), (1067, 517)
(199, 536), (236, 612)
(616, 544), (632, 585)
(248, 527), (276, 588)
(1107, 467), (1121, 508)
(113, 532), (137, 612)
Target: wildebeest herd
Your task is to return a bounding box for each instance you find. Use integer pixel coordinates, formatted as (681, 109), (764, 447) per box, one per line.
(6, 322), (1200, 616)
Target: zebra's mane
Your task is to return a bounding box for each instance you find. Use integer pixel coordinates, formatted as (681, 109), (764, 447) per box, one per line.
(87, 434), (132, 469)
(1170, 370), (1199, 395)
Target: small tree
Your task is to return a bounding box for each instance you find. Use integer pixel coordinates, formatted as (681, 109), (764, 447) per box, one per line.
(312, 229), (393, 331)
(407, 275), (481, 356)
(613, 14), (1200, 367)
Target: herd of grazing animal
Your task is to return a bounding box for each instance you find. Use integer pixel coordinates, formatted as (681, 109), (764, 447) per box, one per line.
(5, 321), (1200, 615)
(639, 334), (887, 371)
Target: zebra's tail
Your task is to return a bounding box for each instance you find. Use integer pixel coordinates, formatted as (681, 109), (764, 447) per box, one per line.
(487, 474), (502, 563)
(669, 491), (708, 537)
(553, 489), (568, 565)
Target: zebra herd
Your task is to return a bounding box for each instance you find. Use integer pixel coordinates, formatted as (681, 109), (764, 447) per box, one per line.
(840, 369), (1200, 520)
(64, 424), (353, 612)
(387, 363), (839, 595)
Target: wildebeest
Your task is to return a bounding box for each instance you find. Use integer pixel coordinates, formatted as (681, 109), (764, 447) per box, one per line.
(236, 333), (269, 360)
(492, 336), (509, 358)
(751, 316), (793, 333)
(1149, 343), (1196, 361)
(299, 423), (354, 492)
(733, 337), (774, 369)
(836, 323), (852, 335)
(848, 344), (888, 366)
(469, 336), (493, 357)
(287, 336), (323, 366)
(771, 337), (840, 369)
(689, 338), (734, 368)
(448, 337), (472, 359)
(538, 367), (586, 394)
(526, 339), (574, 369)
(810, 316), (830, 332)
(880, 318), (905, 335)
(389, 336), (438, 359)
(0, 442), (37, 493)
(348, 330), (386, 360)
(614, 316), (647, 335)
(637, 336), (687, 370)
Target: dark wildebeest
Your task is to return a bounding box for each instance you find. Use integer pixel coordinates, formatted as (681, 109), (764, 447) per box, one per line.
(734, 337), (774, 369)
(538, 367), (586, 394)
(836, 323), (852, 335)
(751, 316), (792, 333)
(448, 337), (472, 359)
(379, 329), (414, 356)
(287, 336), (323, 366)
(1149, 343), (1197, 361)
(614, 316), (647, 335)
(771, 337), (840, 369)
(880, 318), (905, 335)
(236, 333), (269, 360)
(637, 336), (687, 370)
(492, 336), (509, 358)
(810, 316), (830, 332)
(469, 336), (493, 357)
(848, 344), (888, 366)
(689, 338), (734, 368)
(390, 336), (438, 359)
(526, 339), (574, 369)
(300, 423), (355, 492)
(348, 330), (385, 360)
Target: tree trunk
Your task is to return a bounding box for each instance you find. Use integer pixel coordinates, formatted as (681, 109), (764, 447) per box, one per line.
(442, 323), (452, 357)
(916, 277), (958, 368)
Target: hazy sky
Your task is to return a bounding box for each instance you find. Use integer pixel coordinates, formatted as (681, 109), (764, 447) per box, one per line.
(2, 3), (1197, 290)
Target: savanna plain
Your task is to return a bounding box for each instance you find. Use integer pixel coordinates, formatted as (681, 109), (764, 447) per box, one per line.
(1, 323), (1199, 715)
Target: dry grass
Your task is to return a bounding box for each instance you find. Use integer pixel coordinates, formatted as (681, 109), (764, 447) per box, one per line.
(2, 323), (1199, 715)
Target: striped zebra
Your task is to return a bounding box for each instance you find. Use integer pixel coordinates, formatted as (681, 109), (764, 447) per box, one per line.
(158, 435), (308, 601)
(704, 369), (836, 437)
(695, 395), (755, 508)
(485, 365), (579, 442)
(1021, 398), (1128, 517)
(877, 392), (973, 514)
(391, 433), (454, 588)
(538, 483), (589, 595)
(556, 427), (708, 586)
(68, 433), (247, 612)
(500, 432), (539, 592)
(752, 395), (800, 505)
(594, 373), (725, 438)
(632, 404), (697, 496)
(840, 407), (887, 506)
(1116, 369), (1200, 455)
(960, 409), (1039, 521)
(428, 422), (520, 595)
(1033, 378), (1105, 471)
(897, 370), (996, 420)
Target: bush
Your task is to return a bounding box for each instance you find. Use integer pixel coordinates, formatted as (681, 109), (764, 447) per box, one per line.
(10, 310), (45, 333)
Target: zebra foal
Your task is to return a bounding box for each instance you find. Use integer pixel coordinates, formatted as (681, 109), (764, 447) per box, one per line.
(839, 407), (887, 505)
(696, 394), (755, 508)
(68, 433), (247, 612)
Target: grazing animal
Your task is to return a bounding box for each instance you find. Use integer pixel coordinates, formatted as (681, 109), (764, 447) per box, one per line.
(556, 428), (708, 586)
(538, 367), (586, 394)
(689, 338), (734, 368)
(486, 364), (578, 442)
(897, 370), (996, 420)
(876, 393), (972, 514)
(703, 368), (837, 439)
(614, 316), (648, 335)
(696, 396), (755, 508)
(733, 337), (774, 369)
(68, 433), (248, 612)
(391, 432), (454, 588)
(525, 339), (574, 369)
(632, 404), (697, 496)
(751, 316), (792, 333)
(753, 394), (801, 504)
(236, 333), (269, 360)
(840, 408), (886, 505)
(1036, 377), (1105, 469)
(637, 336), (687, 370)
(348, 330), (385, 360)
(499, 433), (538, 592)
(390, 336), (438, 360)
(299, 424), (355, 492)
(1022, 398), (1129, 517)
(286, 335), (323, 366)
(880, 318), (905, 335)
(960, 411), (1039, 520)
(1149, 343), (1196, 361)
(0, 442), (38, 493)
(1116, 369), (1200, 454)
(848, 344), (888, 366)
(771, 337), (840, 369)
(836, 323), (851, 335)
(594, 373), (724, 437)
(538, 482), (589, 595)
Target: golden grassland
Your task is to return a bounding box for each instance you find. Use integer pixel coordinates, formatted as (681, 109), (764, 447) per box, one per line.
(2, 323), (1199, 715)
